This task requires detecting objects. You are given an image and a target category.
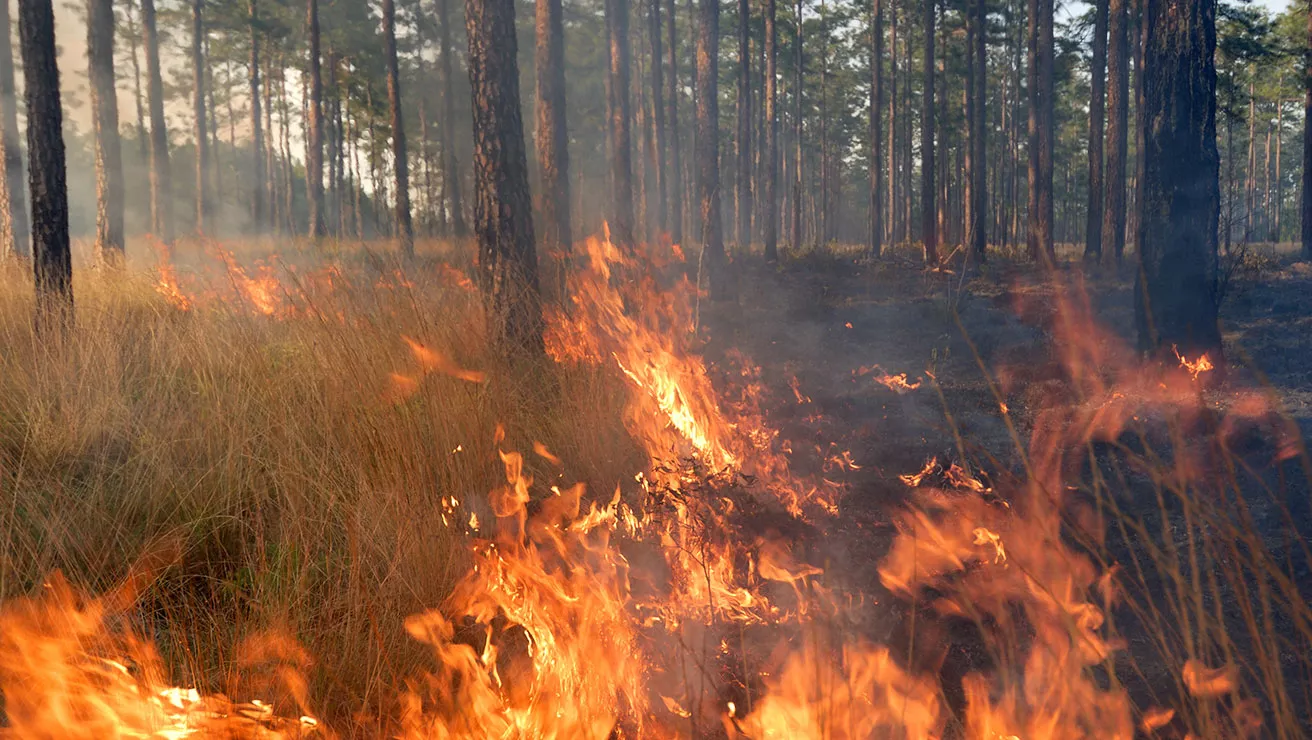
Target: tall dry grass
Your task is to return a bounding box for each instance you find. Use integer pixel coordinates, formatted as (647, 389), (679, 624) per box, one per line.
(0, 239), (643, 727)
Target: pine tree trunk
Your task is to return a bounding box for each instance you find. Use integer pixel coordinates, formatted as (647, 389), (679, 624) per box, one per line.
(248, 0), (264, 233)
(439, 0), (467, 237)
(89, 0), (124, 259)
(1275, 95), (1283, 242)
(665, 0), (682, 244)
(735, 0), (751, 248)
(536, 0), (571, 266)
(307, 0), (325, 239)
(191, 0), (209, 235)
(1035, 0), (1053, 261)
(921, 0), (936, 264)
(1136, 0), (1220, 357)
(1102, 0), (1128, 264)
(889, 1), (898, 245)
(1245, 81), (1255, 245)
(763, 0), (778, 260)
(867, 0), (881, 258)
(384, 0), (414, 256)
(142, 0), (173, 242)
(1304, 0), (1312, 258)
(648, 0), (666, 233)
(465, 0), (543, 353)
(0, 0), (27, 260)
(697, 0), (725, 294)
(19, 0), (70, 329)
(792, 0), (803, 250)
(125, 0), (148, 163)
(969, 0), (986, 259)
(1084, 0), (1107, 260)
(606, 0), (635, 246)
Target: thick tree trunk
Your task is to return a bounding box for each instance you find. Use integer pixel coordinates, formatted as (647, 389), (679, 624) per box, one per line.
(383, 0), (414, 256)
(969, 0), (986, 259)
(1303, 1), (1312, 258)
(735, 0), (752, 248)
(142, 0), (173, 242)
(791, 0), (803, 250)
(536, 0), (571, 289)
(867, 0), (881, 258)
(665, 0), (682, 244)
(606, 0), (635, 246)
(647, 0), (666, 233)
(921, 0), (936, 264)
(307, 0), (325, 239)
(191, 0), (209, 235)
(1136, 0), (1221, 357)
(763, 0), (778, 260)
(248, 0), (265, 233)
(697, 0), (725, 294)
(89, 0), (124, 259)
(465, 0), (543, 353)
(1084, 0), (1107, 260)
(19, 0), (70, 328)
(0, 0), (26, 260)
(1102, 0), (1128, 264)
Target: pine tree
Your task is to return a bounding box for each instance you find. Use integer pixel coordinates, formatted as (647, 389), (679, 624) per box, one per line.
(0, 0), (28, 260)
(384, 0), (414, 256)
(88, 0), (124, 260)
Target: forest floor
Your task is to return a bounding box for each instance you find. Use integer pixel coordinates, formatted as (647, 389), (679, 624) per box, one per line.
(698, 244), (1312, 725)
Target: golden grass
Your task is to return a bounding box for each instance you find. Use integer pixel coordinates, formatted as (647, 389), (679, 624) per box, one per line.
(0, 239), (644, 726)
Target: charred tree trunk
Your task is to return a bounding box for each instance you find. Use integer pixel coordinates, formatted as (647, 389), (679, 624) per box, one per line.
(921, 0), (936, 264)
(1084, 0), (1107, 260)
(647, 0), (666, 233)
(465, 0), (543, 353)
(666, 0), (683, 244)
(1136, 0), (1221, 357)
(307, 0), (325, 239)
(1303, 2), (1312, 259)
(697, 0), (725, 294)
(763, 0), (778, 260)
(536, 0), (571, 287)
(20, 0), (70, 328)
(142, 0), (173, 242)
(969, 0), (986, 259)
(606, 0), (635, 246)
(384, 0), (414, 256)
(191, 0), (210, 235)
(735, 0), (751, 248)
(1102, 0), (1128, 264)
(868, 0), (881, 258)
(0, 0), (27, 260)
(89, 0), (124, 259)
(1034, 0), (1054, 262)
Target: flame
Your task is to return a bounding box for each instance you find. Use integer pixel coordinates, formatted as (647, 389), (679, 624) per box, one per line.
(1173, 345), (1215, 381)
(155, 260), (192, 311)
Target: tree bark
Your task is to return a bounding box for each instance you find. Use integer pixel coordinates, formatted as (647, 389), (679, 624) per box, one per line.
(89, 0), (124, 259)
(1035, 0), (1054, 262)
(763, 0), (778, 260)
(647, 0), (666, 233)
(697, 0), (725, 294)
(969, 0), (986, 259)
(536, 0), (571, 261)
(1303, 0), (1312, 258)
(125, 0), (148, 163)
(1084, 0), (1107, 260)
(439, 0), (466, 237)
(868, 0), (881, 258)
(142, 0), (173, 242)
(465, 0), (543, 353)
(191, 0), (209, 235)
(735, 0), (752, 248)
(248, 0), (265, 233)
(792, 0), (803, 250)
(19, 0), (70, 329)
(383, 0), (414, 256)
(666, 0), (682, 244)
(307, 0), (325, 239)
(1136, 0), (1221, 357)
(0, 0), (27, 260)
(1102, 0), (1128, 265)
(921, 0), (936, 264)
(606, 0), (635, 246)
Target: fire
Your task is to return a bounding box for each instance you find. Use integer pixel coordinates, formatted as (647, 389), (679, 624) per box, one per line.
(857, 364), (923, 393)
(218, 252), (286, 316)
(1173, 344), (1215, 381)
(155, 261), (192, 311)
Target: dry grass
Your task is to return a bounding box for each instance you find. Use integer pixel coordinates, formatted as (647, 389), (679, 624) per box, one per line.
(0, 239), (643, 726)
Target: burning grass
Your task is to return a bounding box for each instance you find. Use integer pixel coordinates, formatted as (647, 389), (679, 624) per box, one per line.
(0, 239), (1310, 738)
